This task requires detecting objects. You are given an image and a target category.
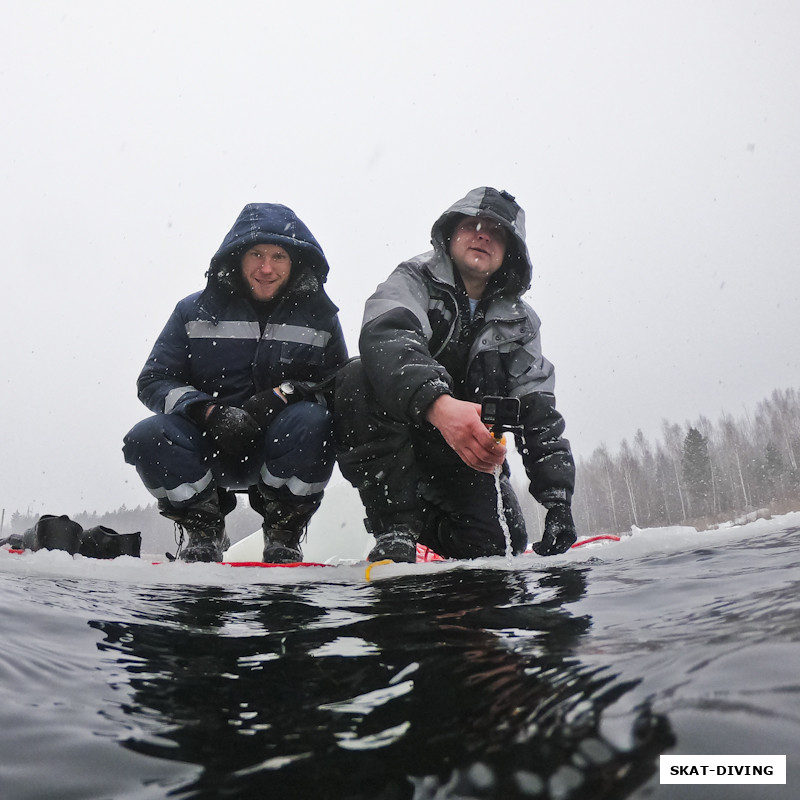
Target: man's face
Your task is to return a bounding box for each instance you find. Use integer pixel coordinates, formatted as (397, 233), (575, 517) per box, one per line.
(241, 243), (292, 301)
(448, 216), (508, 285)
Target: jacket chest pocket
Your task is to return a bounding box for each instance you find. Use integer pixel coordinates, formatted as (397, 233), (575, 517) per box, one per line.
(502, 340), (540, 379)
(257, 325), (329, 381)
(469, 321), (539, 394)
(475, 320), (534, 357)
(281, 341), (322, 368)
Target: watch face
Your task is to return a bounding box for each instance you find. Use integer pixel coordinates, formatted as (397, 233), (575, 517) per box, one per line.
(280, 382), (294, 395)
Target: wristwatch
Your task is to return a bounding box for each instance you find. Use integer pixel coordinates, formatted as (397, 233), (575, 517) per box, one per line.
(278, 381), (295, 402)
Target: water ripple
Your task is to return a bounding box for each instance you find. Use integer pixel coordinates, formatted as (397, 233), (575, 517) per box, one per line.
(1, 522), (798, 798)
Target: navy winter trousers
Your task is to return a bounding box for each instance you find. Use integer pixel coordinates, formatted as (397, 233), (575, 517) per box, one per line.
(123, 401), (335, 510)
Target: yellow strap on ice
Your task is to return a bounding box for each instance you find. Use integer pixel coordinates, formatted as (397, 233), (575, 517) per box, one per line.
(365, 559), (393, 582)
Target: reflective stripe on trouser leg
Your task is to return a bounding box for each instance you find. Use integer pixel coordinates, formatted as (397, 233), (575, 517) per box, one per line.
(258, 401), (335, 497)
(123, 414), (215, 506)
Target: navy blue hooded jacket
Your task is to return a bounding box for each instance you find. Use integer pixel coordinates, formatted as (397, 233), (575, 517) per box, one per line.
(137, 203), (348, 418)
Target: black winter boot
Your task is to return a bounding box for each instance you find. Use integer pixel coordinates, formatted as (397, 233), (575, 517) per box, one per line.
(249, 485), (321, 564)
(79, 526), (142, 559)
(22, 514), (83, 554)
(365, 518), (420, 563)
(158, 490), (230, 563)
(261, 528), (304, 563)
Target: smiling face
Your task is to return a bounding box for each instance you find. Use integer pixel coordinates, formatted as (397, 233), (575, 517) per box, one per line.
(448, 216), (508, 298)
(240, 243), (292, 301)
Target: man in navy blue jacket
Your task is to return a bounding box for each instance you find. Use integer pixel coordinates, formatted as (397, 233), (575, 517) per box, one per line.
(124, 203), (348, 562)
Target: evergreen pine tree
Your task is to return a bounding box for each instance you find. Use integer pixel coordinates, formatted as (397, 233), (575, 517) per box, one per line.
(682, 427), (713, 517)
(762, 441), (786, 502)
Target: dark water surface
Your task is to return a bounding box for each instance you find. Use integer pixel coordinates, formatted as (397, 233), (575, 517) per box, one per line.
(0, 523), (798, 799)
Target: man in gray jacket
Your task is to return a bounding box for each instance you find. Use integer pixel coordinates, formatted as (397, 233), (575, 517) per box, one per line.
(335, 187), (577, 563)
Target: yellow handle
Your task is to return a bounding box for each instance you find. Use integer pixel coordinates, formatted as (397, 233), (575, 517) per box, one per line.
(365, 559), (394, 581)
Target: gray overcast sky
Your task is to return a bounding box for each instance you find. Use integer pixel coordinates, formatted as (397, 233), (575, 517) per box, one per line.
(2, 1), (799, 517)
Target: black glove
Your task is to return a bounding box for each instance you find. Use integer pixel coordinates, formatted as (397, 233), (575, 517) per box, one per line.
(532, 503), (577, 556)
(203, 404), (261, 458)
(242, 389), (289, 429)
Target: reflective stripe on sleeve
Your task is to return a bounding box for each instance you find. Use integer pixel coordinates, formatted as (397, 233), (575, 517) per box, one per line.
(164, 386), (197, 414)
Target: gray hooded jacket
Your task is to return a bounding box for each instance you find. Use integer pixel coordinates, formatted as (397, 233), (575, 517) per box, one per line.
(359, 187), (574, 506)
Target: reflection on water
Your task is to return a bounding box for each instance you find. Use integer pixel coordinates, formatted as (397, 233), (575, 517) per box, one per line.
(90, 567), (674, 799)
(3, 523), (798, 799)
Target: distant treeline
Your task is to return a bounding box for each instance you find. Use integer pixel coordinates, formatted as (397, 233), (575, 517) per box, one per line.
(573, 387), (800, 534)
